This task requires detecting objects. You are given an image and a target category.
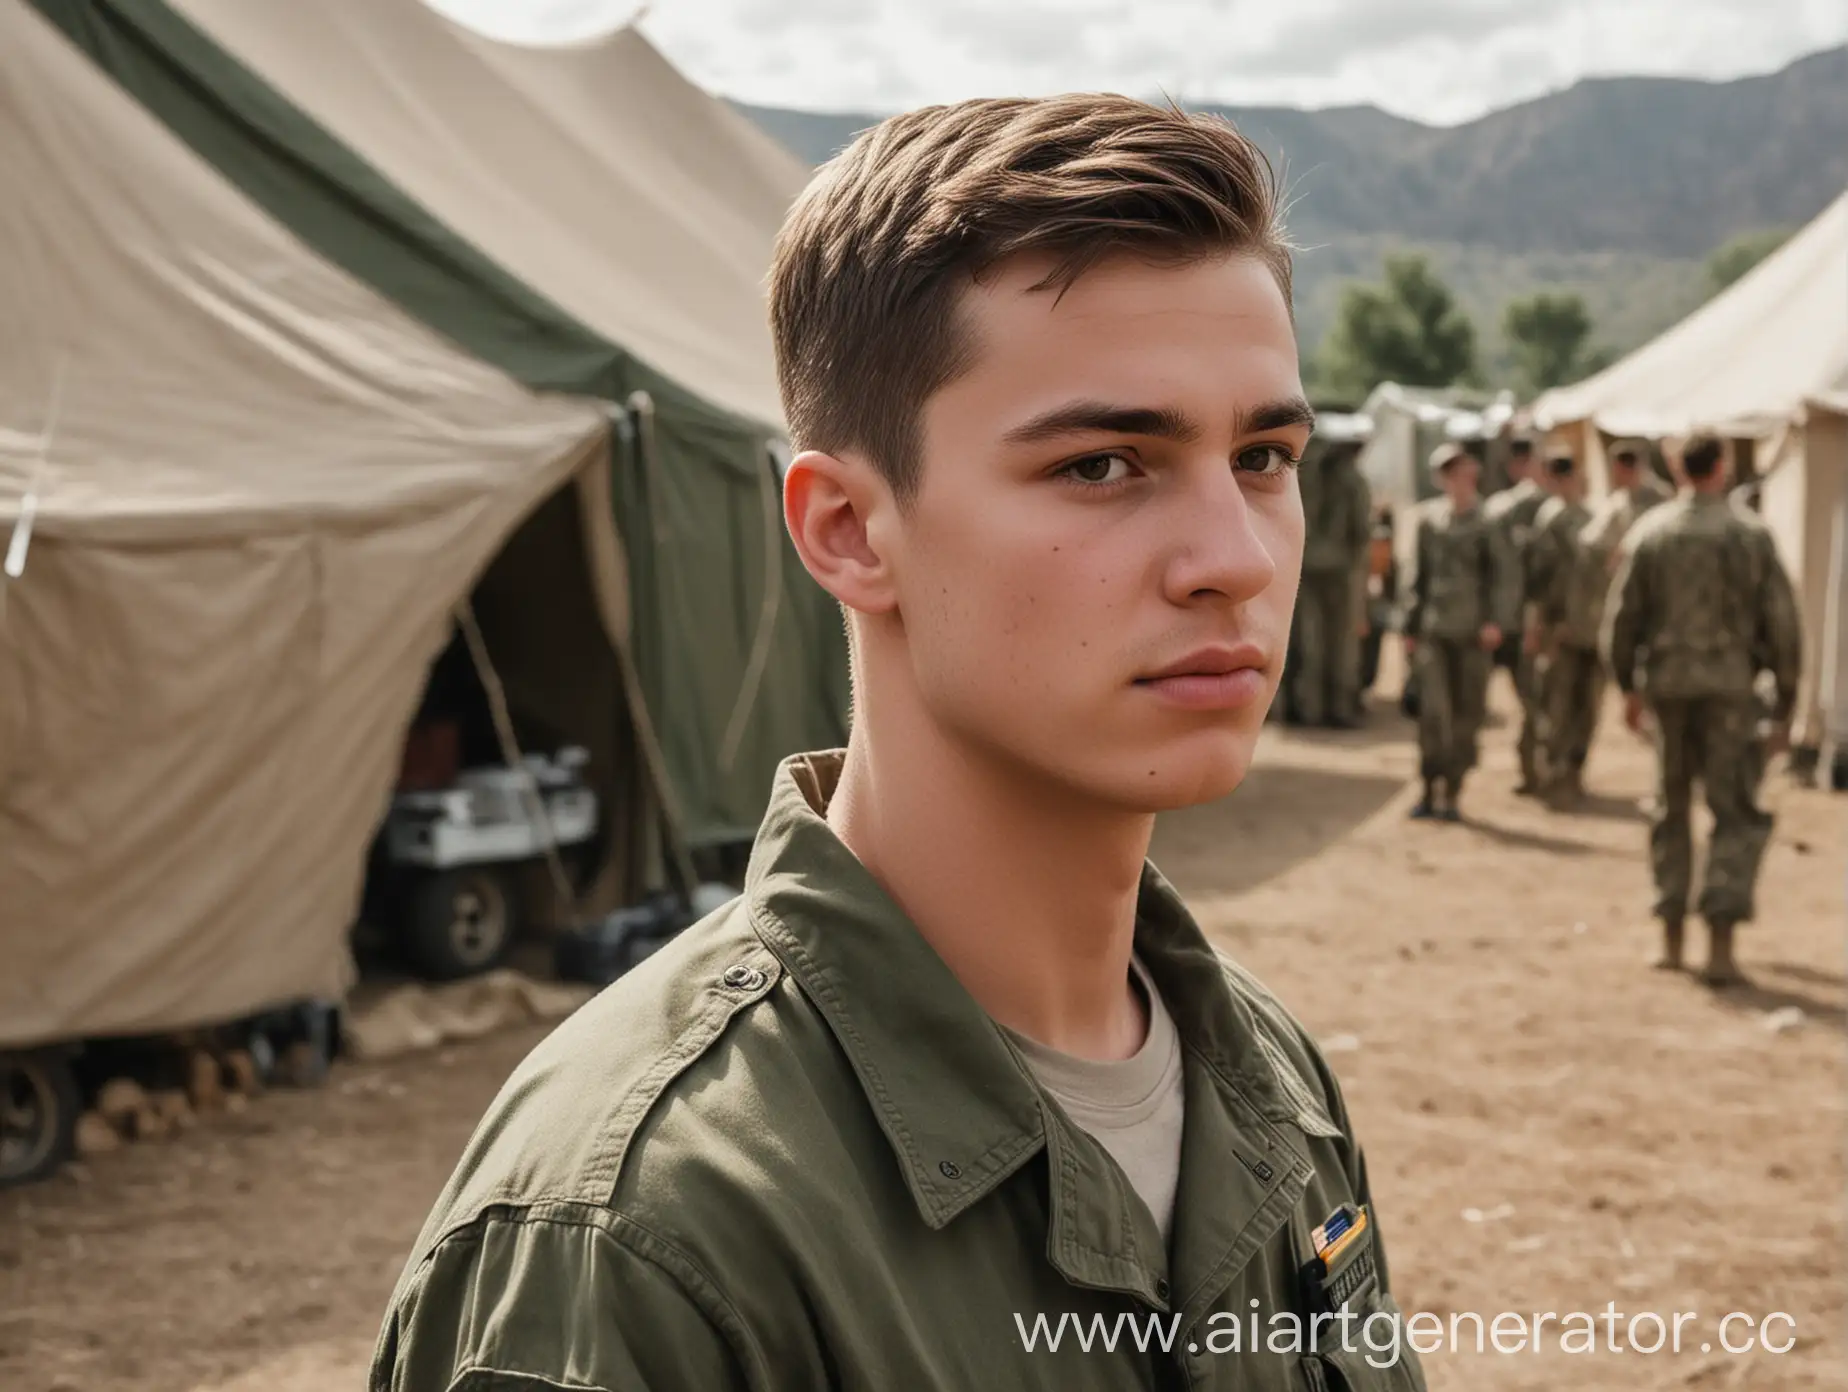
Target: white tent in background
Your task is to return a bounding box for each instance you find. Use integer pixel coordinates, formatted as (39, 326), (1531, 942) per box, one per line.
(1355, 383), (1518, 516)
(1533, 190), (1848, 768)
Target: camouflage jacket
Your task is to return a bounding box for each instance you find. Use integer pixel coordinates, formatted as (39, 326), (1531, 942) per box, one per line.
(1527, 494), (1593, 642)
(1564, 477), (1673, 645)
(1402, 498), (1522, 643)
(1482, 479), (1548, 578)
(1603, 494), (1803, 714)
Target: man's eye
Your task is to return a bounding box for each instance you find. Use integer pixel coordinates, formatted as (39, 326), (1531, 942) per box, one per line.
(1061, 452), (1135, 485)
(1236, 444), (1299, 477)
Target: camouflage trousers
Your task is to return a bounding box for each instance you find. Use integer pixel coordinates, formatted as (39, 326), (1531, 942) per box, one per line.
(1538, 642), (1604, 781)
(1650, 696), (1773, 927)
(1512, 647), (1542, 787)
(1414, 638), (1492, 783)
(1290, 568), (1361, 725)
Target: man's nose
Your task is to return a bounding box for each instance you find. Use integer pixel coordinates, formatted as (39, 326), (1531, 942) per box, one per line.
(1158, 463), (1283, 606)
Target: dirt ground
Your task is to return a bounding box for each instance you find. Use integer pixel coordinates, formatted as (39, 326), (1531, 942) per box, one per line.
(3, 658), (1843, 1392)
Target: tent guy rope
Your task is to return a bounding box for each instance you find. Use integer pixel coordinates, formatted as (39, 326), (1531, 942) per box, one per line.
(3, 355), (69, 582)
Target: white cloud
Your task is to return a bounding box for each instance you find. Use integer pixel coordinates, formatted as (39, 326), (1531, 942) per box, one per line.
(427, 0), (1848, 124)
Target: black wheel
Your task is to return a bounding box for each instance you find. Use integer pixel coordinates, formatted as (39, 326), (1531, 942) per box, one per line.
(402, 867), (520, 980)
(1, 1051), (79, 1189)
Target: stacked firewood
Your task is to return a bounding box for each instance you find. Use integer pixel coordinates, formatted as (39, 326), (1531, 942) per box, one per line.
(74, 1048), (264, 1156)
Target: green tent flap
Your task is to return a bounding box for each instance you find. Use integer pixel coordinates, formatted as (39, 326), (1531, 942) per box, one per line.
(33, 0), (850, 846)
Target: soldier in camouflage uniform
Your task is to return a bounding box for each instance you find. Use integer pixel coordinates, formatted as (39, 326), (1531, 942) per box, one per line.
(1483, 439), (1550, 792)
(1290, 439), (1373, 727)
(1402, 443), (1521, 821)
(1531, 441), (1673, 795)
(1603, 435), (1803, 987)
(1524, 454), (1598, 800)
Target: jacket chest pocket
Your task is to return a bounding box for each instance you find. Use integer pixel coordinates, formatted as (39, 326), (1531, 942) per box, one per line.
(1301, 1293), (1427, 1392)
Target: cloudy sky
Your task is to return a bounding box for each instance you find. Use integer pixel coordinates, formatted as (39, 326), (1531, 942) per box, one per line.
(428, 0), (1847, 125)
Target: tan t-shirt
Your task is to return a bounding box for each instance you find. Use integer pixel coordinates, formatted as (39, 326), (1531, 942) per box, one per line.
(1004, 958), (1186, 1245)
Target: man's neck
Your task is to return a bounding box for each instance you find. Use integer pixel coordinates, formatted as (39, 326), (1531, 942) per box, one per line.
(824, 677), (1153, 1062)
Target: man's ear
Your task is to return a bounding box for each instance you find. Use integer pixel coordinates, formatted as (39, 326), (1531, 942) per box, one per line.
(784, 449), (899, 616)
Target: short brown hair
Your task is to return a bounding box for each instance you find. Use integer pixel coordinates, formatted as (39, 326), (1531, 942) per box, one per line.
(770, 95), (1291, 504)
(1682, 433), (1724, 479)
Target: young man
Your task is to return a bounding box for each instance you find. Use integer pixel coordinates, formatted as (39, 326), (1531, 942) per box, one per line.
(1483, 439), (1549, 792)
(1604, 435), (1801, 986)
(371, 97), (1423, 1390)
(1524, 454), (1600, 802)
(1402, 443), (1519, 821)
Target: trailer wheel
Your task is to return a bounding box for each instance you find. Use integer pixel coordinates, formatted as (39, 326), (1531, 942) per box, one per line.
(403, 867), (519, 980)
(1, 1051), (79, 1189)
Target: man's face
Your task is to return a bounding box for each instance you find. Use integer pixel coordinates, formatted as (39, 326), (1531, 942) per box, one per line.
(884, 251), (1309, 811)
(1440, 456), (1480, 505)
(1610, 454), (1639, 487)
(1507, 450), (1535, 482)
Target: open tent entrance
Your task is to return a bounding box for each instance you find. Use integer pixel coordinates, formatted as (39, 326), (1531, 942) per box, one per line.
(381, 445), (694, 976)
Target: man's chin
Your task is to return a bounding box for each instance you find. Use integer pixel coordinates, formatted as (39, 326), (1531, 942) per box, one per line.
(1099, 733), (1258, 811)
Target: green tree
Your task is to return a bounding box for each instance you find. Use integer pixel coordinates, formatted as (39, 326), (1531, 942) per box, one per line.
(1502, 291), (1595, 394)
(1317, 253), (1478, 399)
(1704, 228), (1790, 296)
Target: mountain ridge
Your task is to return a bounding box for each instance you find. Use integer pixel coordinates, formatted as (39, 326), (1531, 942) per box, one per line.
(730, 48), (1845, 366)
(731, 46), (1846, 261)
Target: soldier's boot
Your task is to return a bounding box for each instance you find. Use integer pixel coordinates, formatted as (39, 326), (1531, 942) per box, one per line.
(1546, 765), (1585, 809)
(1409, 780), (1438, 820)
(1700, 920), (1746, 989)
(1652, 917), (1685, 972)
(1438, 775), (1464, 823)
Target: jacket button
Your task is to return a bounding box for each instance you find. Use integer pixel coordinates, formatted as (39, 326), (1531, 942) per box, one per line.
(1154, 1277), (1171, 1303)
(721, 964), (765, 991)
(938, 1160), (961, 1179)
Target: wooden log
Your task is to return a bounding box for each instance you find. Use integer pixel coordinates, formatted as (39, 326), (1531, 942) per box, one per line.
(186, 1050), (226, 1114)
(149, 1089), (194, 1132)
(96, 1077), (148, 1131)
(221, 1049), (260, 1096)
(74, 1110), (122, 1156)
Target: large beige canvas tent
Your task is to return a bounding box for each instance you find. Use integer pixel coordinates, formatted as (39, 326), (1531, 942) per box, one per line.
(159, 0), (805, 431)
(6, 0), (851, 1048)
(31, 0), (851, 858)
(0, 0), (608, 1044)
(1533, 190), (1848, 761)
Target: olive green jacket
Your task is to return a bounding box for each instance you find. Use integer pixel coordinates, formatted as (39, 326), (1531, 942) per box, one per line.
(1482, 478), (1548, 566)
(1527, 495), (1593, 643)
(1401, 499), (1521, 643)
(370, 752), (1424, 1391)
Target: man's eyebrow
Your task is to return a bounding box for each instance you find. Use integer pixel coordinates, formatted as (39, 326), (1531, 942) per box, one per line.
(1001, 396), (1317, 447)
(1001, 401), (1203, 446)
(1234, 396), (1318, 437)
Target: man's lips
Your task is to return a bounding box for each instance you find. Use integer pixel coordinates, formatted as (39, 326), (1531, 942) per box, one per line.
(1136, 644), (1268, 682)
(1134, 645), (1270, 712)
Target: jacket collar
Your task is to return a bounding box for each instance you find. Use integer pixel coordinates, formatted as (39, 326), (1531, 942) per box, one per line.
(743, 751), (1338, 1243)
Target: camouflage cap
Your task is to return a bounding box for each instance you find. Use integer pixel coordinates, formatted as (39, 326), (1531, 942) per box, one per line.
(1428, 441), (1472, 476)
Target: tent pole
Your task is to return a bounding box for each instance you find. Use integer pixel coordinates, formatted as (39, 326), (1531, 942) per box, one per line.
(1822, 476), (1848, 777)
